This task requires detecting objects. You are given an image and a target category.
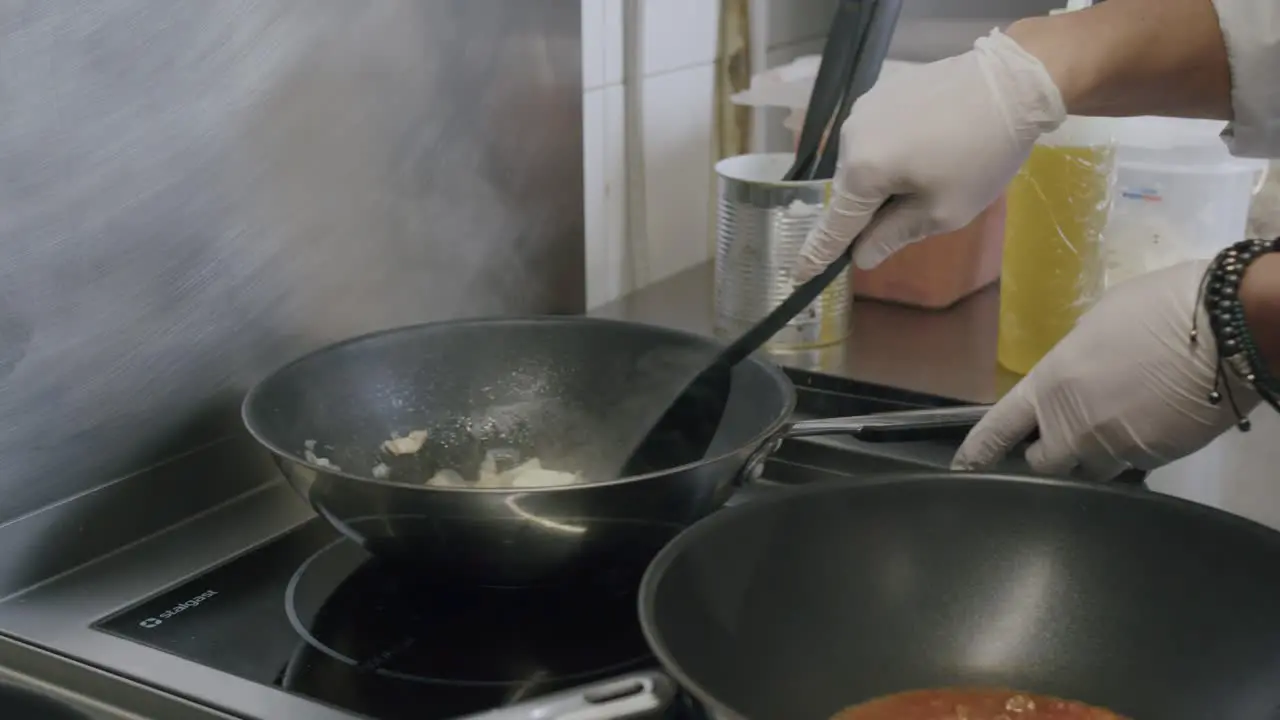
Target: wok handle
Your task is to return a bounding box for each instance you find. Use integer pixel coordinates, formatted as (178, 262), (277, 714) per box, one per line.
(777, 407), (1149, 484)
(785, 405), (990, 443)
(456, 671), (677, 720)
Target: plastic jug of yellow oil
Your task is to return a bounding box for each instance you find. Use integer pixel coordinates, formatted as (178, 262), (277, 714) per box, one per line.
(997, 0), (1118, 376)
(997, 115), (1117, 376)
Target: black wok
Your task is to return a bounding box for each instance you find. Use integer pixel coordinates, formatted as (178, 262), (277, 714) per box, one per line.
(242, 317), (984, 587)
(639, 473), (1280, 720)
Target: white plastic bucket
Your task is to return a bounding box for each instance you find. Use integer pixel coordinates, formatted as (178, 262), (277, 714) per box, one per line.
(1103, 117), (1268, 287)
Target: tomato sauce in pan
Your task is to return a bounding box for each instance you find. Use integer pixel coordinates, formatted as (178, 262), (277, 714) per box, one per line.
(831, 688), (1128, 720)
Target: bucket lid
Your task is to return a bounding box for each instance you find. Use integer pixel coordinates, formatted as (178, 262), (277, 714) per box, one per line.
(1112, 116), (1265, 170)
(1037, 115), (1125, 148)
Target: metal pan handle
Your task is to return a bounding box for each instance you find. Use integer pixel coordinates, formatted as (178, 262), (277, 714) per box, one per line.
(785, 405), (990, 443)
(456, 671), (676, 720)
(734, 405), (990, 485)
(774, 406), (1149, 485)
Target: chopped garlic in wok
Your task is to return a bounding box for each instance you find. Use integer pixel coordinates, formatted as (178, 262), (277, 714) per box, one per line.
(383, 429), (430, 456)
(374, 429), (581, 488)
(423, 451), (581, 489)
(425, 468), (468, 487)
(302, 440), (341, 471)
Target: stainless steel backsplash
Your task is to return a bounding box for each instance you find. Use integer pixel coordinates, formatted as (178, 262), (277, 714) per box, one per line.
(0, 0), (583, 525)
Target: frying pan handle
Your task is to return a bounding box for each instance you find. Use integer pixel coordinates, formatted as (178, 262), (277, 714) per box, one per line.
(457, 671), (677, 720)
(785, 405), (990, 443)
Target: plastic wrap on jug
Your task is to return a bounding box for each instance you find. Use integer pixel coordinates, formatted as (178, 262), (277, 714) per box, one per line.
(997, 116), (1117, 376)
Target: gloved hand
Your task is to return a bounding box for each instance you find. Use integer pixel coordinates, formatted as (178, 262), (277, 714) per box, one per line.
(792, 30), (1067, 281)
(952, 260), (1261, 481)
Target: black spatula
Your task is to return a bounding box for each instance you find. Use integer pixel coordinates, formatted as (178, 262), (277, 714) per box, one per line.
(618, 243), (862, 474)
(618, 0), (901, 477)
(784, 0), (868, 181)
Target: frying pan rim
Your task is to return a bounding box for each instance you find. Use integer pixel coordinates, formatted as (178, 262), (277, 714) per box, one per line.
(636, 471), (1280, 719)
(241, 315), (797, 493)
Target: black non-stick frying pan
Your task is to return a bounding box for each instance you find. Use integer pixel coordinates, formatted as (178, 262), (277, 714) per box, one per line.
(640, 473), (1280, 720)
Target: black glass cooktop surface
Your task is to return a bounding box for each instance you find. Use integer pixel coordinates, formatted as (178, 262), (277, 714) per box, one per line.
(95, 518), (679, 719)
(284, 537), (651, 688)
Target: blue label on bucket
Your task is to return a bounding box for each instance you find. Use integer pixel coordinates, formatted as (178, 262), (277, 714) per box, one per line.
(1120, 187), (1163, 202)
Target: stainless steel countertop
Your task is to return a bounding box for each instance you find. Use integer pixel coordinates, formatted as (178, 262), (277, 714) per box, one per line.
(591, 262), (1019, 405)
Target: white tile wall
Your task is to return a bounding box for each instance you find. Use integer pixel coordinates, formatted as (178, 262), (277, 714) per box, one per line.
(582, 84), (628, 308)
(581, 0), (838, 308)
(764, 0), (838, 49)
(582, 0), (607, 91)
(639, 64), (718, 283)
(639, 0), (721, 75)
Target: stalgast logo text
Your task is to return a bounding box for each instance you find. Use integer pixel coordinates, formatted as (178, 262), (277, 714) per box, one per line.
(137, 589), (218, 629)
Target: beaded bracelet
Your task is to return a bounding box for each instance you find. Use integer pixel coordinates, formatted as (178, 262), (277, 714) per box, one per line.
(1192, 237), (1280, 429)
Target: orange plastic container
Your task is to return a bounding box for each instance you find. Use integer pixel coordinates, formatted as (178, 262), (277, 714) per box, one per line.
(852, 195), (1006, 310)
(782, 91), (1005, 311)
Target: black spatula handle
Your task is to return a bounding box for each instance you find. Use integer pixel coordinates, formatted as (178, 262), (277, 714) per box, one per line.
(785, 0), (866, 182)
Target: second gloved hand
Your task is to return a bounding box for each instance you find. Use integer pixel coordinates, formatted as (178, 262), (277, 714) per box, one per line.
(792, 30), (1066, 281)
(952, 260), (1261, 481)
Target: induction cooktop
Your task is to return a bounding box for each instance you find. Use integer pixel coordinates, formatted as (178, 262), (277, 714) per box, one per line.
(88, 370), (1136, 719)
(96, 517), (692, 719)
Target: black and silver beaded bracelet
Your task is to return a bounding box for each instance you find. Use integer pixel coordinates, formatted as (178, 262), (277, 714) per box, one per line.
(1192, 237), (1280, 428)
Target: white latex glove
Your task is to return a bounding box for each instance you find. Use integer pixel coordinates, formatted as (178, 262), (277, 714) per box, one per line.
(792, 30), (1066, 281)
(952, 260), (1261, 481)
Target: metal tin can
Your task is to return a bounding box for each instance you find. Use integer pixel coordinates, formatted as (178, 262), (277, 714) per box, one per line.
(713, 153), (850, 350)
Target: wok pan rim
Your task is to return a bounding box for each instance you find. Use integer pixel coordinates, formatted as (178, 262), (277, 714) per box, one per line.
(241, 315), (797, 493)
(636, 471), (1280, 719)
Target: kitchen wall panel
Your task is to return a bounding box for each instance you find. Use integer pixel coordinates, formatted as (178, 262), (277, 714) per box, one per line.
(0, 0), (584, 525)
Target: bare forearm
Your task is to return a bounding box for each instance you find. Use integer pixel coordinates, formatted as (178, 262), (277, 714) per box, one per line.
(1007, 0), (1232, 120)
(1241, 254), (1280, 377)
